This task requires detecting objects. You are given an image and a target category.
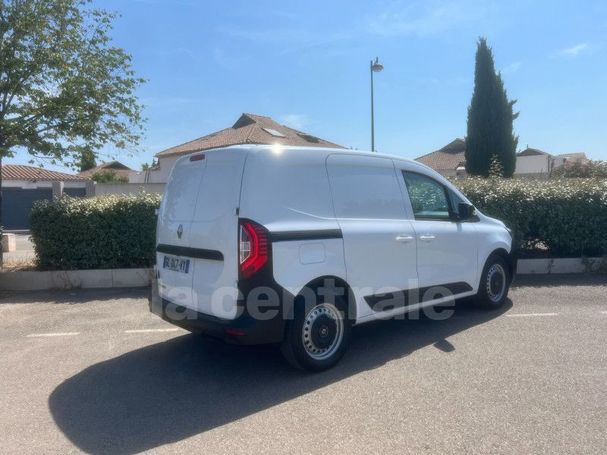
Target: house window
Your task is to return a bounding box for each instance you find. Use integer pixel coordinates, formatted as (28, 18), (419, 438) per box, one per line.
(262, 127), (286, 138)
(297, 133), (320, 143)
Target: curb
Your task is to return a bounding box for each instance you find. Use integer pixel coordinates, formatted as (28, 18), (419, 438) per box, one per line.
(0, 268), (152, 291)
(516, 257), (605, 274)
(0, 258), (604, 291)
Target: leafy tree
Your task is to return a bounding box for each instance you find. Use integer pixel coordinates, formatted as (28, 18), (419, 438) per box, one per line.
(91, 169), (127, 183)
(140, 158), (157, 171)
(585, 160), (607, 178)
(77, 149), (96, 172)
(466, 38), (518, 177)
(551, 159), (607, 178)
(0, 0), (145, 225)
(488, 154), (504, 178)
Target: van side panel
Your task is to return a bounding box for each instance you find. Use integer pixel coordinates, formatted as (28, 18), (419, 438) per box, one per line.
(326, 154), (419, 320)
(239, 150), (346, 296)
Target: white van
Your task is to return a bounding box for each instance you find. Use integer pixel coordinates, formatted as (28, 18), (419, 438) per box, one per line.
(150, 145), (514, 371)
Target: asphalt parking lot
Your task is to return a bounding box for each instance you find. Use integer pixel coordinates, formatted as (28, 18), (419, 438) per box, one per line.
(1, 274), (606, 454)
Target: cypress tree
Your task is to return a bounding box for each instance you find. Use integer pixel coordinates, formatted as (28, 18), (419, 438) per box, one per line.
(466, 38), (519, 177)
(78, 149), (97, 172)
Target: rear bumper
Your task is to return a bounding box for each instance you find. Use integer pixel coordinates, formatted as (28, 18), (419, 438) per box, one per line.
(148, 279), (286, 345)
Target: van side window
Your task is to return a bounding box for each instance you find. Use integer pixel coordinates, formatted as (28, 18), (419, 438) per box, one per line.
(402, 171), (451, 221)
(327, 155), (406, 219)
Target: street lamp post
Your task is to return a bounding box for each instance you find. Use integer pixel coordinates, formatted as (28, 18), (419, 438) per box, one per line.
(370, 57), (383, 152)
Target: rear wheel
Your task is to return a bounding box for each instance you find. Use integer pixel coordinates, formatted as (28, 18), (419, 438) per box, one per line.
(281, 296), (351, 371)
(476, 255), (510, 308)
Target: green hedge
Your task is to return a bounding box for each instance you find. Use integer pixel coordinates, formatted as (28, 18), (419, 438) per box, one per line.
(28, 179), (607, 269)
(454, 177), (607, 257)
(30, 193), (161, 270)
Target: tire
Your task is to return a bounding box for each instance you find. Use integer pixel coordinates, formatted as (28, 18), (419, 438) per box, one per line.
(475, 255), (510, 308)
(281, 294), (352, 372)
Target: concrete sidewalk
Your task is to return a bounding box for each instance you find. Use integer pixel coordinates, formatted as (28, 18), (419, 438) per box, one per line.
(2, 232), (35, 263)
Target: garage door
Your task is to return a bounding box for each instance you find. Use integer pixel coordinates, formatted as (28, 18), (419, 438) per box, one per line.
(1, 188), (53, 230)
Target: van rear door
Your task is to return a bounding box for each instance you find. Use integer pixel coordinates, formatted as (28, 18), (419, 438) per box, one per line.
(157, 154), (206, 309)
(189, 149), (248, 319)
(157, 149), (248, 319)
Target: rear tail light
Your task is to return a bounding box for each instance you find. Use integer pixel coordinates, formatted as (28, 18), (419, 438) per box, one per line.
(239, 219), (269, 279)
(189, 153), (205, 162)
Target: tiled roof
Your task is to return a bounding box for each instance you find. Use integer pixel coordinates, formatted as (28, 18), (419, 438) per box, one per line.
(156, 113), (344, 157)
(78, 161), (133, 179)
(415, 138), (467, 171)
(2, 164), (88, 181)
(517, 147), (550, 157)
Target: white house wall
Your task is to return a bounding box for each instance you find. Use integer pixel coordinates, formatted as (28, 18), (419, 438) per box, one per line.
(94, 183), (165, 196)
(515, 155), (551, 176)
(129, 155), (179, 184)
(2, 180), (87, 189)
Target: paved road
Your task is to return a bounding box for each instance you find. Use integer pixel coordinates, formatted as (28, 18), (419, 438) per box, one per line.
(1, 275), (606, 454)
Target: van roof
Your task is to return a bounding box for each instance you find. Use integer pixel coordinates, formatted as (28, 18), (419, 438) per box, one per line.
(188, 144), (419, 165)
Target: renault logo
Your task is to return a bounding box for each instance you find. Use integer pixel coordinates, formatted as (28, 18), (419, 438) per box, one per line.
(177, 224), (183, 239)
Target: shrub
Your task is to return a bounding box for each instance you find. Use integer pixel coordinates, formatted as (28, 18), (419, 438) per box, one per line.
(92, 170), (129, 183)
(453, 177), (607, 257)
(30, 193), (160, 270)
(551, 159), (607, 179)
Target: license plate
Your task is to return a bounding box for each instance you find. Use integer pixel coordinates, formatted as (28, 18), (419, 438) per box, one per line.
(163, 255), (190, 273)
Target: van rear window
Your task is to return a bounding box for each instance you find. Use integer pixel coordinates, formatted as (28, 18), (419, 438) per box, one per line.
(161, 158), (204, 221)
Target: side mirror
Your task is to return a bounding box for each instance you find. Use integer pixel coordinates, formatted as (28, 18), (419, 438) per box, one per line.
(457, 202), (475, 221)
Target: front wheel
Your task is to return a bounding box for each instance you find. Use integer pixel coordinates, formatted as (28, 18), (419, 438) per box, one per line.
(281, 299), (351, 371)
(475, 255), (510, 308)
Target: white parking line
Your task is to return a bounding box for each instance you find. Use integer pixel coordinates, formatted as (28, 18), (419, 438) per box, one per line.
(124, 328), (180, 333)
(507, 312), (559, 318)
(600, 311), (607, 315)
(26, 332), (80, 338)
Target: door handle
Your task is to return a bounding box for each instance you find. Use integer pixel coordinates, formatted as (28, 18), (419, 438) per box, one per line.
(419, 234), (436, 242)
(395, 234), (414, 243)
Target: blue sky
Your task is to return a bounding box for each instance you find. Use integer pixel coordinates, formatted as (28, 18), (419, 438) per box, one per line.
(10, 0), (607, 171)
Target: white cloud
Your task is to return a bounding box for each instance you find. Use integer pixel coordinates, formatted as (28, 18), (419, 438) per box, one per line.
(557, 43), (590, 58)
(142, 96), (203, 108)
(151, 47), (196, 58)
(213, 47), (245, 70)
(221, 26), (352, 56)
(502, 61), (522, 74)
(132, 0), (198, 5)
(280, 114), (309, 130)
(222, 1), (490, 55)
(367, 0), (490, 37)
